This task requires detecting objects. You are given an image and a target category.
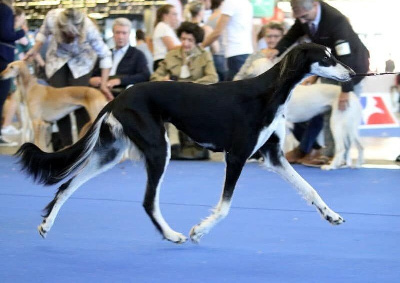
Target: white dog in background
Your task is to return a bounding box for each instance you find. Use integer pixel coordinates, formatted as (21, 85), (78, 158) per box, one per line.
(240, 57), (364, 170)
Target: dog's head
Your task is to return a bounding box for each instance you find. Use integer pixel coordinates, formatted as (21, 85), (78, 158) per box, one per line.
(0, 60), (28, 80)
(281, 43), (355, 82)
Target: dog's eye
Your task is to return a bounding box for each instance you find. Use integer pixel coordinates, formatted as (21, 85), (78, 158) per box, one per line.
(323, 56), (329, 61)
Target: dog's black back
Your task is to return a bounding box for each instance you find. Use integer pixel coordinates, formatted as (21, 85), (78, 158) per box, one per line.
(111, 63), (289, 153)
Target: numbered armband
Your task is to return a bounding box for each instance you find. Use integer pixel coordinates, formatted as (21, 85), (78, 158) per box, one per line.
(334, 40), (351, 56)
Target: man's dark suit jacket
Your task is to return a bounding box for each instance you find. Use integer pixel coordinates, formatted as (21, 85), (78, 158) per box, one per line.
(275, 1), (370, 92)
(92, 46), (150, 88)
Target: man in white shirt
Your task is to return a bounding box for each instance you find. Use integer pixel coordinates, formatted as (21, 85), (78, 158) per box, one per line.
(202, 0), (253, 81)
(90, 18), (150, 97)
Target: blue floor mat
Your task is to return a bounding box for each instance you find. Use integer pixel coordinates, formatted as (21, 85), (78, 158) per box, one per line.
(1, 155), (399, 282)
(360, 126), (400, 137)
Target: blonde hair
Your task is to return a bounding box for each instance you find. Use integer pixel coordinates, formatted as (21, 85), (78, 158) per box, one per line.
(189, 1), (204, 19)
(55, 8), (86, 43)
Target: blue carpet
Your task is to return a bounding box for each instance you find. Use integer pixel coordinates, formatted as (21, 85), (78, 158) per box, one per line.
(1, 155), (399, 282)
(360, 126), (400, 137)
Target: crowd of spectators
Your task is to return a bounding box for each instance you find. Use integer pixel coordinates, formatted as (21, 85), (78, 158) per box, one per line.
(3, 0), (397, 165)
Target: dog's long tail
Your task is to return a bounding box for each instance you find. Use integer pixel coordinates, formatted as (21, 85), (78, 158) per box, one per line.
(15, 106), (111, 186)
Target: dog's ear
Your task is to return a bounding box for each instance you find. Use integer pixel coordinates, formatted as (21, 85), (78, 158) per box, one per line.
(279, 47), (308, 78)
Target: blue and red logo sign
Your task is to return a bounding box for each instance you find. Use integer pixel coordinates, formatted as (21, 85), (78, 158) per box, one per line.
(359, 93), (399, 128)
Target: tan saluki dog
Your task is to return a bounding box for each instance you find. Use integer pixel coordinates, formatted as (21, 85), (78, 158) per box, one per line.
(0, 61), (108, 151)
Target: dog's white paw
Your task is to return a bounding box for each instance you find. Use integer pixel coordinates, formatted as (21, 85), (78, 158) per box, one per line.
(189, 225), (208, 244)
(37, 219), (53, 239)
(315, 206), (345, 225)
(321, 164), (335, 170)
(37, 224), (48, 239)
(164, 231), (187, 244)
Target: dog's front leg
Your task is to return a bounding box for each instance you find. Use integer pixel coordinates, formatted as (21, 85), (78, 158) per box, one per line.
(260, 138), (345, 225)
(190, 153), (247, 243)
(19, 103), (33, 143)
(32, 120), (46, 151)
(35, 120), (52, 152)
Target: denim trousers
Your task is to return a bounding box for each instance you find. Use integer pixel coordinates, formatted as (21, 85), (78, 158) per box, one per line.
(226, 54), (249, 81)
(213, 54), (227, 82)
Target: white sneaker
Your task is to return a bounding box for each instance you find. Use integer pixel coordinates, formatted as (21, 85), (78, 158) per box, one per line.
(1, 125), (21, 135)
(0, 136), (18, 147)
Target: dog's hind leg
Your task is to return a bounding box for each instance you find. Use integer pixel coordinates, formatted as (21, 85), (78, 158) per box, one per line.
(353, 136), (364, 168)
(322, 122), (346, 170)
(142, 132), (187, 244)
(190, 152), (247, 243)
(260, 133), (345, 225)
(38, 120), (127, 238)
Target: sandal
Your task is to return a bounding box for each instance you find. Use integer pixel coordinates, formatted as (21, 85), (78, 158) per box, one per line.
(301, 156), (331, 167)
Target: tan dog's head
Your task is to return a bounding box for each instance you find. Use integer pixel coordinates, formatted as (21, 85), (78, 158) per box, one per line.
(0, 60), (30, 80)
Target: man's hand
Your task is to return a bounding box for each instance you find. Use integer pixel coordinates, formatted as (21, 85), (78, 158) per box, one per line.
(89, 77), (102, 87)
(107, 78), (121, 89)
(338, 91), (350, 111)
(100, 83), (114, 101)
(262, 48), (279, 59)
(301, 76), (318, 85)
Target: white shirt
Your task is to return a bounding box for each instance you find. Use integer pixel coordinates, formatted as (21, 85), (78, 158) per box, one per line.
(221, 0), (253, 58)
(110, 44), (129, 76)
(36, 9), (112, 79)
(152, 21), (180, 61)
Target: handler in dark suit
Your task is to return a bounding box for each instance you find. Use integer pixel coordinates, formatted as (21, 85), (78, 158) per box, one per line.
(90, 17), (150, 97)
(265, 0), (370, 164)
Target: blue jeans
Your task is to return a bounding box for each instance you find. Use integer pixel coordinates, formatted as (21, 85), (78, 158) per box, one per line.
(293, 115), (324, 154)
(226, 54), (249, 81)
(213, 54), (227, 82)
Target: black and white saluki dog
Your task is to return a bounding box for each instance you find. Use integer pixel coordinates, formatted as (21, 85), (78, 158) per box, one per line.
(17, 43), (355, 244)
